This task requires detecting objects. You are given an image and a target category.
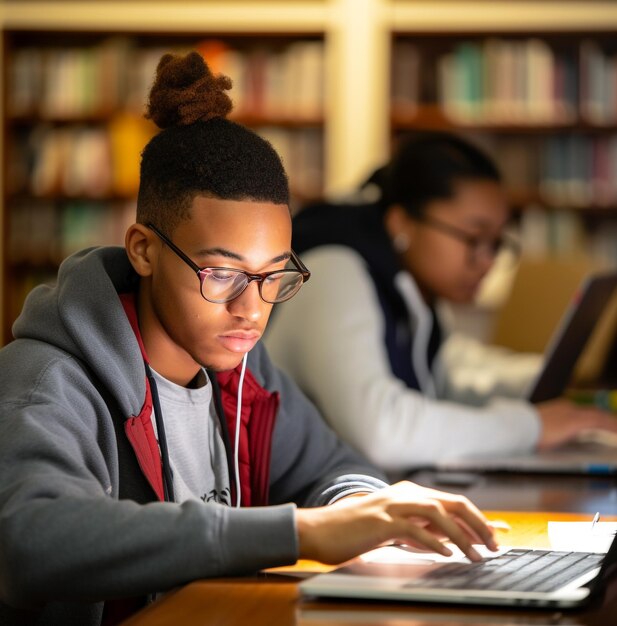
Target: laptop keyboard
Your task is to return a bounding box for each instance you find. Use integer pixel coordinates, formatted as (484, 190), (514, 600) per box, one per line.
(405, 549), (604, 593)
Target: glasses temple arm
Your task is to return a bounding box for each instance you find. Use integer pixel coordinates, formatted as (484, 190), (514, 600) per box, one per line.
(291, 249), (311, 281)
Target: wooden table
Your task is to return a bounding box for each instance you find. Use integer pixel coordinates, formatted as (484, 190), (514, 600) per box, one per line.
(121, 573), (617, 626)
(121, 475), (617, 626)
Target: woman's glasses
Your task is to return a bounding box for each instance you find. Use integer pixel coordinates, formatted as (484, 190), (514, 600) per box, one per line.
(411, 213), (521, 264)
(147, 223), (310, 304)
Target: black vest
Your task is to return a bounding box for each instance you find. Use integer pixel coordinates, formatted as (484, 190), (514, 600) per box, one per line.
(293, 202), (441, 391)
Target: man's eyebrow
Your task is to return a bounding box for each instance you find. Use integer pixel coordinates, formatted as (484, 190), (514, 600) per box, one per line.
(196, 248), (291, 264)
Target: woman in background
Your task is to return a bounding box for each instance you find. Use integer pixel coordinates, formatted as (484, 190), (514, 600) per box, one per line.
(265, 131), (617, 476)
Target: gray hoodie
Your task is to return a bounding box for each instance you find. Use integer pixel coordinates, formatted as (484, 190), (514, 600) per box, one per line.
(0, 246), (387, 626)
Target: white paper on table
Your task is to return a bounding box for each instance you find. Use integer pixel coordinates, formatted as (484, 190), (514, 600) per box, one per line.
(548, 521), (617, 553)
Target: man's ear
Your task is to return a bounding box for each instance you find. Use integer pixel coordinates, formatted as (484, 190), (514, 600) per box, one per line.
(125, 223), (157, 277)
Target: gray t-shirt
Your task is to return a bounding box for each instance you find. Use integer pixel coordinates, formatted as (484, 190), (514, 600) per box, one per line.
(150, 367), (231, 506)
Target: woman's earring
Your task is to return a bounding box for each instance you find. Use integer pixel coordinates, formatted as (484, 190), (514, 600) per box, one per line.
(393, 232), (410, 253)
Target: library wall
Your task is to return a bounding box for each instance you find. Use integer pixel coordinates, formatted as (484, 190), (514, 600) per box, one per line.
(2, 1), (617, 346)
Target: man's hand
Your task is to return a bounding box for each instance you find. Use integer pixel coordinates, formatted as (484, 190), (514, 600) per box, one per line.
(295, 481), (499, 566)
(537, 399), (617, 450)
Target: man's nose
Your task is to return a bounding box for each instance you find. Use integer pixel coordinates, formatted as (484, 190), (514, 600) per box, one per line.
(227, 280), (265, 321)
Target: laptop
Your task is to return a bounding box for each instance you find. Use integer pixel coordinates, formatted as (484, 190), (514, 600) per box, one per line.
(299, 529), (617, 609)
(527, 270), (617, 403)
(434, 270), (617, 475)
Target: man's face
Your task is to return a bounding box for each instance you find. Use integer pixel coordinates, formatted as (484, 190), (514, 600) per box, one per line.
(142, 196), (292, 383)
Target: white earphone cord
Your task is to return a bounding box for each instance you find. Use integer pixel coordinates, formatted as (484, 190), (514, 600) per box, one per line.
(234, 352), (248, 508)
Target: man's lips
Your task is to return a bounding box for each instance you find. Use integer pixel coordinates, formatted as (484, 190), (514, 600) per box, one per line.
(217, 331), (261, 353)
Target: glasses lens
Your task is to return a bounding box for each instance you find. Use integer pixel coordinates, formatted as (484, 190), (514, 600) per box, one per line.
(261, 271), (304, 303)
(199, 269), (248, 303)
(475, 234), (520, 265)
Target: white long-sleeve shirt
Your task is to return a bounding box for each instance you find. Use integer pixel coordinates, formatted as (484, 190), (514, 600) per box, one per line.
(265, 245), (543, 473)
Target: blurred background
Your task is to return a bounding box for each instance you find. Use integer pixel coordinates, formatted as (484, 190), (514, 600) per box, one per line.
(1, 0), (617, 360)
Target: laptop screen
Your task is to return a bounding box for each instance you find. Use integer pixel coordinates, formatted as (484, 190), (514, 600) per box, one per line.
(528, 271), (617, 404)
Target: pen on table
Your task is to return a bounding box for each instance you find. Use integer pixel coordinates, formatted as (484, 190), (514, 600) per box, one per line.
(591, 511), (600, 532)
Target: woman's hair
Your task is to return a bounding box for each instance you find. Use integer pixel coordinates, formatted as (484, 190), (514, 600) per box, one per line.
(377, 131), (501, 216)
(137, 51), (289, 233)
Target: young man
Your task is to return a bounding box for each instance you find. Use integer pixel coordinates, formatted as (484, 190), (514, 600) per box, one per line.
(0, 52), (498, 626)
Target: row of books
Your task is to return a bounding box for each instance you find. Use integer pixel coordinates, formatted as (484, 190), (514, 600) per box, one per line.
(8, 123), (324, 202)
(518, 207), (617, 269)
(8, 200), (136, 266)
(17, 123), (617, 211)
(8, 37), (325, 120)
(8, 196), (617, 269)
(539, 135), (617, 208)
(8, 114), (154, 199)
(392, 38), (617, 124)
(488, 134), (617, 209)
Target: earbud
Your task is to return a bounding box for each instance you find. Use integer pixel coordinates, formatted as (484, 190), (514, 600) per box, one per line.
(233, 352), (248, 508)
(393, 232), (410, 253)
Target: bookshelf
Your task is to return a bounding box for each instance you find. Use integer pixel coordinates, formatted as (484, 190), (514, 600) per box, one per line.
(2, 1), (617, 344)
(389, 31), (617, 268)
(1, 29), (326, 342)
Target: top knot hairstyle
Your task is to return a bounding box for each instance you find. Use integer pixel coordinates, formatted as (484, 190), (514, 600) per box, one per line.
(378, 131), (501, 217)
(145, 51), (233, 127)
(137, 51), (289, 232)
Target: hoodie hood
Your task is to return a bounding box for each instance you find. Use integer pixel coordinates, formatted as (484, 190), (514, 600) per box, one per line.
(11, 245), (281, 507)
(12, 246), (145, 419)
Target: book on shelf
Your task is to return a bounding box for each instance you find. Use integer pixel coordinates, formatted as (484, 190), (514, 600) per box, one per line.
(108, 112), (156, 197)
(580, 39), (617, 125)
(258, 127), (323, 203)
(30, 126), (71, 197)
(391, 40), (420, 116)
(286, 40), (325, 120)
(591, 137), (612, 207)
(63, 128), (113, 198)
(408, 37), (607, 125)
(554, 53), (579, 121)
(8, 47), (44, 117)
(525, 38), (556, 122)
